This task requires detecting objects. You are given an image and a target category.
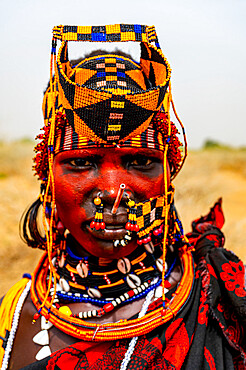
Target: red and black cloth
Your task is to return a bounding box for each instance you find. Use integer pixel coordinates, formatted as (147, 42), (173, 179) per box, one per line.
(21, 200), (246, 369)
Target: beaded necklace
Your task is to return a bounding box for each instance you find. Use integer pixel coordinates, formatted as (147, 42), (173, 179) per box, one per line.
(1, 280), (31, 370)
(55, 257), (176, 306)
(47, 239), (177, 319)
(120, 277), (158, 370)
(30, 243), (194, 341)
(54, 241), (167, 301)
(50, 255), (176, 320)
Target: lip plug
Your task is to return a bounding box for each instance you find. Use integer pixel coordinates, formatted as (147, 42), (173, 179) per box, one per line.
(111, 184), (126, 214)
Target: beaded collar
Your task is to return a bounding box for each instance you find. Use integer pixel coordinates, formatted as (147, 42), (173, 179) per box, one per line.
(48, 240), (178, 320)
(30, 242), (194, 341)
(54, 240), (169, 300)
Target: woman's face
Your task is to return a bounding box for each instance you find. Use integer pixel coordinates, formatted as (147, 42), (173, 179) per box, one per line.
(53, 146), (170, 259)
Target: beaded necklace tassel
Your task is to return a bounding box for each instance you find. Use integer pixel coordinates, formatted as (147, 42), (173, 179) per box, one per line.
(125, 199), (139, 232)
(37, 37), (59, 320)
(170, 93), (188, 179)
(161, 86), (172, 309)
(160, 82), (188, 307)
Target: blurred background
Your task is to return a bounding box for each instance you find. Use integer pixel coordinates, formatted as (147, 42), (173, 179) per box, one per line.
(0, 0), (246, 295)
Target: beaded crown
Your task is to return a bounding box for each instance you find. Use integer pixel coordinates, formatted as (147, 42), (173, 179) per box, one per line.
(44, 24), (172, 144)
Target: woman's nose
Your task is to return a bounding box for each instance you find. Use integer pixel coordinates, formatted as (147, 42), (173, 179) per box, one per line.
(98, 186), (132, 205)
(95, 166), (130, 199)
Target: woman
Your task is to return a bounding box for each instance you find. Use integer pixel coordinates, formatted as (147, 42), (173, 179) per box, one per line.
(1, 24), (245, 369)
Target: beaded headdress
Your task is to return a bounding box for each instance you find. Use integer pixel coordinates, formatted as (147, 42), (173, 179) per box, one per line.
(48, 24), (172, 144)
(35, 24), (187, 182)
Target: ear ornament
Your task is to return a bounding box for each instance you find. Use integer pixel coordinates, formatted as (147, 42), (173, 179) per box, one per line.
(90, 195), (105, 230)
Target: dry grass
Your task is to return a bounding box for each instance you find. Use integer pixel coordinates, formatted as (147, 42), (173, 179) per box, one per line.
(0, 141), (42, 295)
(174, 149), (246, 263)
(0, 142), (245, 296)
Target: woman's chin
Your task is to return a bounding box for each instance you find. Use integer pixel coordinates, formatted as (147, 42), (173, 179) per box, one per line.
(70, 231), (138, 259)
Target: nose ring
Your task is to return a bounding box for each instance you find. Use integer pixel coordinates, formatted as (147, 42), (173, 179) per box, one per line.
(111, 184), (126, 214)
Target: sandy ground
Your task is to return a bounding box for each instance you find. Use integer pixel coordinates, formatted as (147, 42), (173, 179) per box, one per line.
(0, 142), (245, 296)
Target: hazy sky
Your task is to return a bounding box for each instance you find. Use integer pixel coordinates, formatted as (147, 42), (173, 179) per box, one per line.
(0, 0), (245, 148)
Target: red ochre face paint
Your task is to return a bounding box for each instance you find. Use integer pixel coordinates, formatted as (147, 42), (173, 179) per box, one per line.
(53, 146), (170, 259)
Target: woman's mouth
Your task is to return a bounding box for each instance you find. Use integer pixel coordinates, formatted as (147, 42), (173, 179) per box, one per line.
(86, 223), (127, 240)
(84, 212), (128, 241)
(104, 225), (124, 230)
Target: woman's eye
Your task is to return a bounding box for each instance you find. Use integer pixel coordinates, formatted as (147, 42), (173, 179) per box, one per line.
(69, 158), (92, 167)
(130, 157), (153, 167)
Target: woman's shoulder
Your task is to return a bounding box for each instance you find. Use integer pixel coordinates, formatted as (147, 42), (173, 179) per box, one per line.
(0, 278), (36, 369)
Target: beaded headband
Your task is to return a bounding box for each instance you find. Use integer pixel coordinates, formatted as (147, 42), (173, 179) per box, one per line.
(47, 24), (171, 144)
(34, 111), (182, 181)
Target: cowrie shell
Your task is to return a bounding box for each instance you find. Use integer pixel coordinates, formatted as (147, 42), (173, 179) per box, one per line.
(58, 253), (66, 268)
(168, 244), (174, 253)
(59, 277), (70, 292)
(117, 258), (131, 274)
(87, 287), (102, 298)
(76, 262), (88, 278)
(126, 274), (141, 289)
(156, 258), (163, 272)
(144, 242), (155, 254)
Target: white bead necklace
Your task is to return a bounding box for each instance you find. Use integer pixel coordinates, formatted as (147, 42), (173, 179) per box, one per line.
(120, 277), (158, 370)
(1, 280), (31, 370)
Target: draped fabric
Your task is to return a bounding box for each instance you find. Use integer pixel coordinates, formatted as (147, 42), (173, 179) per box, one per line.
(20, 200), (246, 369)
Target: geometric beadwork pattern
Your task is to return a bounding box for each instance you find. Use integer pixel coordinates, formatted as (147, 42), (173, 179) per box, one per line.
(54, 122), (165, 154)
(48, 24), (171, 144)
(74, 55), (147, 93)
(53, 24), (157, 43)
(135, 188), (175, 239)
